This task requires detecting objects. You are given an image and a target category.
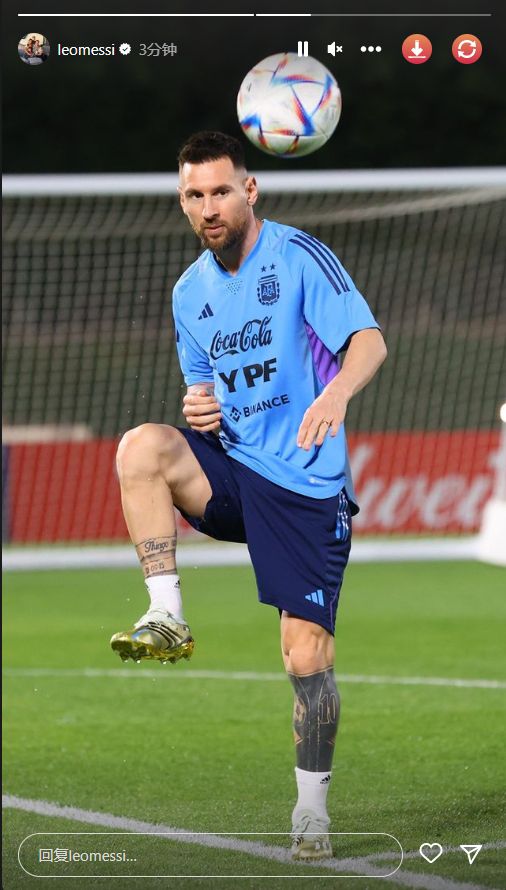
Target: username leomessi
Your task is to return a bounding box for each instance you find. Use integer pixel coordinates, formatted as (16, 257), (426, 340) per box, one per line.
(57, 43), (116, 56)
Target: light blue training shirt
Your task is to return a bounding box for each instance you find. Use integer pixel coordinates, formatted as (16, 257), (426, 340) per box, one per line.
(173, 219), (379, 506)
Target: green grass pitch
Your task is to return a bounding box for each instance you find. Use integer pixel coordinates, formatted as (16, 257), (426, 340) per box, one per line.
(3, 560), (506, 889)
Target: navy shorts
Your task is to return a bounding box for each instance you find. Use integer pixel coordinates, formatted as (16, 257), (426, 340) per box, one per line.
(175, 428), (352, 635)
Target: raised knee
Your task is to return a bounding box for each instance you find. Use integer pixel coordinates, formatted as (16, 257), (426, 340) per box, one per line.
(116, 423), (176, 481)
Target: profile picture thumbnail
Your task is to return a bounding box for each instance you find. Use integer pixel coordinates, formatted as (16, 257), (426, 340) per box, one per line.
(18, 32), (50, 65)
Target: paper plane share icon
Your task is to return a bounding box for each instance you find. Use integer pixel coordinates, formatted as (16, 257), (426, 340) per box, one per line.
(460, 844), (482, 865)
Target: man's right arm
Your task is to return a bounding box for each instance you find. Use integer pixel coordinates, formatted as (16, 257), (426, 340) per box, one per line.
(173, 291), (220, 433)
(182, 383), (222, 433)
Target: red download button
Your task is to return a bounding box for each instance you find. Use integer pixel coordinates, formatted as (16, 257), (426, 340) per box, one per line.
(402, 34), (432, 64)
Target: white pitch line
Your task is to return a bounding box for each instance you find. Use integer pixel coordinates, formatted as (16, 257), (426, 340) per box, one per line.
(383, 871), (498, 890)
(4, 667), (506, 690)
(2, 537), (481, 572)
(336, 675), (506, 690)
(4, 794), (501, 890)
(4, 794), (400, 880)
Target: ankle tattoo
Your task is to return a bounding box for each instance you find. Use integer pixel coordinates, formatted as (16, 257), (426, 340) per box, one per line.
(135, 536), (177, 579)
(288, 667), (340, 772)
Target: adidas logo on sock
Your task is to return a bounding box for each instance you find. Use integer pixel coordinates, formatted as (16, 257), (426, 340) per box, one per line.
(198, 303), (214, 320)
(304, 589), (325, 607)
(320, 774), (331, 784)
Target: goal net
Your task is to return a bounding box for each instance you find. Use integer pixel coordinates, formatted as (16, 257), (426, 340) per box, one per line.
(3, 170), (505, 562)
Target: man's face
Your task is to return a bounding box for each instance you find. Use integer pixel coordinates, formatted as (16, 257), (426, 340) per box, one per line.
(179, 157), (257, 253)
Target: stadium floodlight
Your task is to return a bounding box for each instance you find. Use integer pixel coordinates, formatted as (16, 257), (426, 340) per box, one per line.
(476, 401), (506, 566)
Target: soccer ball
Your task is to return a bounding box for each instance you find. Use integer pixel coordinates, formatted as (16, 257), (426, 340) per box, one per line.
(237, 52), (341, 158)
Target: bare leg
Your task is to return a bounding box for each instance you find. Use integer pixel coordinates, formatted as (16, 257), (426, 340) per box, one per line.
(281, 613), (335, 676)
(111, 423), (212, 662)
(116, 422), (212, 574)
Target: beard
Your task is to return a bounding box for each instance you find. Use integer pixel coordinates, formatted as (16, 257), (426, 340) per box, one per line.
(196, 215), (249, 255)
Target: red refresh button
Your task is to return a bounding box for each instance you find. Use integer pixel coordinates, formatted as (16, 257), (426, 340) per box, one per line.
(452, 34), (482, 64)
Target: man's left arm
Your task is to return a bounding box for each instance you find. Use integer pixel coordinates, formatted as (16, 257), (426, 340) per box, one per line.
(297, 328), (387, 451)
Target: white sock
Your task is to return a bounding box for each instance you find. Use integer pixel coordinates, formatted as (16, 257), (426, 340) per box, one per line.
(293, 767), (332, 821)
(145, 575), (184, 622)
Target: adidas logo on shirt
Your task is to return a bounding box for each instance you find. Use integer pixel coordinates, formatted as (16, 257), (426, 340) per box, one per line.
(304, 589), (325, 607)
(198, 303), (214, 320)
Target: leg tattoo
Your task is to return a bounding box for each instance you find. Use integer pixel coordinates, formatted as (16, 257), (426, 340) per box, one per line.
(288, 667), (340, 772)
(135, 536), (177, 579)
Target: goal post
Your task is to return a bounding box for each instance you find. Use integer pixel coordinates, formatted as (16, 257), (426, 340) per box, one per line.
(3, 169), (506, 565)
(476, 403), (506, 567)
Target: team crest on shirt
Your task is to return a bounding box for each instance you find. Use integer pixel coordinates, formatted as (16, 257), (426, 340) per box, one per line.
(257, 268), (280, 305)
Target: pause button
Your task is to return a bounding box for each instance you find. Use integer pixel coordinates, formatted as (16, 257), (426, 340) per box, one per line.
(297, 41), (309, 57)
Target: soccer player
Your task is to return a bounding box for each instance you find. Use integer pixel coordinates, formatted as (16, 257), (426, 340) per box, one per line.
(111, 131), (387, 860)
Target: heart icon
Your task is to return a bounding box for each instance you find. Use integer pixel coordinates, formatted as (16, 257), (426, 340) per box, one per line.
(420, 843), (443, 863)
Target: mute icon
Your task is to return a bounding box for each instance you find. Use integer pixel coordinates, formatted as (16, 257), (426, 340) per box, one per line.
(328, 41), (336, 56)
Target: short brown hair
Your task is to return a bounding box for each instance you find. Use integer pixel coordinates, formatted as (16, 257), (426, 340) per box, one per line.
(178, 131), (246, 170)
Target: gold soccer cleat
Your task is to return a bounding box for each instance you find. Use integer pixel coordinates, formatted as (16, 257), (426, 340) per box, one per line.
(110, 608), (194, 664)
(291, 809), (333, 861)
